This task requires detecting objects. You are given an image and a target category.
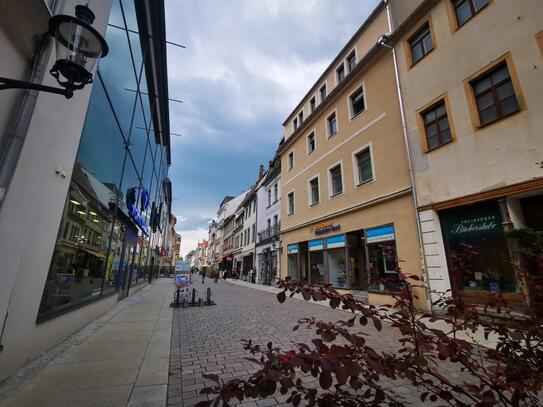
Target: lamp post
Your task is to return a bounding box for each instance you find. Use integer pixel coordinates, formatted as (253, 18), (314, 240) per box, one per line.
(0, 4), (108, 99)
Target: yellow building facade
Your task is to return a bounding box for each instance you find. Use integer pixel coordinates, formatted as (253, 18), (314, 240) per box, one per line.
(278, 3), (428, 310)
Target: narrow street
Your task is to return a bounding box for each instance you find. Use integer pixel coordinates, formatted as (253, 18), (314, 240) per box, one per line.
(168, 279), (424, 407)
(0, 280), (173, 407)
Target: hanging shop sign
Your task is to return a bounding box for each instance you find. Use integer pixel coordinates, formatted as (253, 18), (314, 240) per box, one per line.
(366, 224), (395, 244)
(126, 187), (149, 235)
(310, 220), (341, 236)
(287, 243), (299, 254)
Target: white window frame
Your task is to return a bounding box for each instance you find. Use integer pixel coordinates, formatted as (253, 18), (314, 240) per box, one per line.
(293, 117), (298, 133)
(287, 150), (294, 171)
(346, 48), (357, 73)
(306, 129), (317, 155)
(319, 83), (327, 104)
(287, 190), (295, 216)
(351, 142), (376, 188)
(327, 159), (344, 199)
(347, 82), (367, 122)
(309, 95), (316, 114)
(298, 109), (304, 125)
(307, 174), (321, 207)
(335, 62), (345, 86)
(326, 108), (339, 139)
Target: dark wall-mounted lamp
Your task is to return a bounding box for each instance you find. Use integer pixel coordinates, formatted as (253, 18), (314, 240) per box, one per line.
(0, 4), (108, 99)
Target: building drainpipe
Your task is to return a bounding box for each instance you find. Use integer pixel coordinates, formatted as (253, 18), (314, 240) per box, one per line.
(383, 0), (433, 312)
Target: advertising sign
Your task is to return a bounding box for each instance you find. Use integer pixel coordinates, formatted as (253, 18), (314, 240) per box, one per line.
(366, 225), (395, 244)
(310, 220), (340, 236)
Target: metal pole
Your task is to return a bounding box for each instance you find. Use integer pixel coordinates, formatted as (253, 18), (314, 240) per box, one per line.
(384, 0), (432, 312)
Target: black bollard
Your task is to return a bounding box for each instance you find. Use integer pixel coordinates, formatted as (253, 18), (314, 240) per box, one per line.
(204, 287), (216, 306)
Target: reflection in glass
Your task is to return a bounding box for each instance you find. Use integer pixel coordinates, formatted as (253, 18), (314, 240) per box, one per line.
(328, 248), (347, 288)
(309, 251), (324, 285)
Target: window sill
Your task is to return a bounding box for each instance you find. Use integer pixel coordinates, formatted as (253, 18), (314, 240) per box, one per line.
(424, 138), (453, 153)
(307, 150), (315, 156)
(326, 132), (338, 141)
(329, 191), (344, 200)
(349, 109), (366, 122)
(355, 178), (375, 188)
(309, 201), (320, 207)
(409, 47), (434, 69)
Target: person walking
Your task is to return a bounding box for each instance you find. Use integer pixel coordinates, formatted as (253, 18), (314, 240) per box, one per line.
(201, 268), (205, 284)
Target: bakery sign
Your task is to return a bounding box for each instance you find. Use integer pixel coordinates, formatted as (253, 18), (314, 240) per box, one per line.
(310, 221), (340, 236)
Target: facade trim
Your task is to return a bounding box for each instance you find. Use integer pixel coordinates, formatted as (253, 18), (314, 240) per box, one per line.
(281, 186), (411, 234)
(417, 178), (543, 212)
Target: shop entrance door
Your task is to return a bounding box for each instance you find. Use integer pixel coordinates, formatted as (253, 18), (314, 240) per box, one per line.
(347, 231), (367, 289)
(118, 230), (137, 300)
(299, 242), (309, 283)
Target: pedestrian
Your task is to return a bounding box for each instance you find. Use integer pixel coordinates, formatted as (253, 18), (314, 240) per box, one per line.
(201, 268), (205, 284)
(222, 269), (227, 280)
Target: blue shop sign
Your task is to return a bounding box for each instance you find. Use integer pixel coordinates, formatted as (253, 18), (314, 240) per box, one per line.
(126, 187), (149, 235)
(326, 234), (345, 248)
(309, 239), (324, 251)
(287, 243), (299, 254)
(366, 224), (395, 243)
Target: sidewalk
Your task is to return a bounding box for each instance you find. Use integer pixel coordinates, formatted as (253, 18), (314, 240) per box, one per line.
(0, 279), (174, 407)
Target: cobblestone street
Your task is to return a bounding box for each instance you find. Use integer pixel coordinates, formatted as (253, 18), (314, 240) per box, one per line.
(167, 279), (437, 407)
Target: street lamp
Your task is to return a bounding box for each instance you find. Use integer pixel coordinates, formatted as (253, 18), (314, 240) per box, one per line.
(0, 4), (108, 99)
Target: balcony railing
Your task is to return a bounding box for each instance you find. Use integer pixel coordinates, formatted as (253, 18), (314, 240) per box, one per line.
(258, 223), (280, 243)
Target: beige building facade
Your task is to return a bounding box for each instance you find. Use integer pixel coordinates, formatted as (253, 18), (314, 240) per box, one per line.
(391, 0), (543, 308)
(279, 3), (428, 310)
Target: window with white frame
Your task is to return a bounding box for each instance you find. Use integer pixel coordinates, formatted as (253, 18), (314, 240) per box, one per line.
(309, 97), (316, 113)
(268, 190), (271, 206)
(319, 84), (327, 103)
(273, 214), (278, 225)
(309, 176), (320, 206)
(350, 86), (365, 118)
(336, 63), (345, 83)
(307, 132), (316, 154)
(273, 183), (278, 201)
(287, 191), (295, 215)
(293, 117), (298, 132)
(347, 51), (356, 72)
(354, 147), (373, 185)
(287, 151), (294, 170)
(329, 164), (343, 196)
(327, 112), (338, 138)
(252, 223), (255, 243)
(298, 111), (304, 124)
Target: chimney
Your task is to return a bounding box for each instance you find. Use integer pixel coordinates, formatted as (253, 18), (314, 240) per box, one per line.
(258, 164), (265, 180)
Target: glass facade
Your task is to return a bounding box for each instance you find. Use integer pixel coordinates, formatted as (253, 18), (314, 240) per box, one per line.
(38, 1), (169, 319)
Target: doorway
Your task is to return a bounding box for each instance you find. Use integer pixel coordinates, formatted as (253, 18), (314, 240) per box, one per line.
(347, 231), (367, 289)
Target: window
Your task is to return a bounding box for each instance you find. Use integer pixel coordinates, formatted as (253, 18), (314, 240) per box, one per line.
(350, 87), (365, 118)
(319, 84), (327, 102)
(329, 164), (343, 196)
(409, 23), (433, 64)
(268, 190), (271, 206)
(273, 183), (278, 201)
(422, 101), (452, 150)
(273, 215), (278, 226)
(298, 111), (304, 124)
(453, 0), (489, 27)
(355, 147), (373, 185)
(307, 132), (316, 154)
(287, 151), (294, 170)
(327, 112), (338, 137)
(287, 192), (295, 215)
(309, 97), (316, 113)
(293, 117), (298, 132)
(267, 218), (271, 229)
(470, 62), (520, 126)
(252, 224), (255, 243)
(336, 64), (345, 83)
(253, 200), (256, 213)
(347, 51), (356, 72)
(309, 177), (319, 206)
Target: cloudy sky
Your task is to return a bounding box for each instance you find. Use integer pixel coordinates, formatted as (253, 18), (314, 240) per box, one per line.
(164, 0), (380, 257)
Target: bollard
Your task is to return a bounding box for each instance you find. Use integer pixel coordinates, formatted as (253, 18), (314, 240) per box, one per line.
(203, 287), (216, 306)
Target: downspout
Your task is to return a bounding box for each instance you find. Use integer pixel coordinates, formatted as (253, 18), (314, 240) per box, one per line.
(0, 0), (65, 206)
(383, 0), (433, 312)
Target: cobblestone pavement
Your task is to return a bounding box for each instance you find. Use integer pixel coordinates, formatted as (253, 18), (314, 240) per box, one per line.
(167, 279), (470, 407)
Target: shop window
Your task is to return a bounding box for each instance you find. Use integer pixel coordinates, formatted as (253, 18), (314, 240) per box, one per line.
(470, 62), (520, 126)
(441, 202), (518, 295)
(453, 0), (489, 27)
(309, 239), (324, 285)
(409, 22), (433, 65)
(366, 225), (399, 292)
(422, 100), (452, 150)
(327, 235), (347, 288)
(287, 244), (299, 279)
